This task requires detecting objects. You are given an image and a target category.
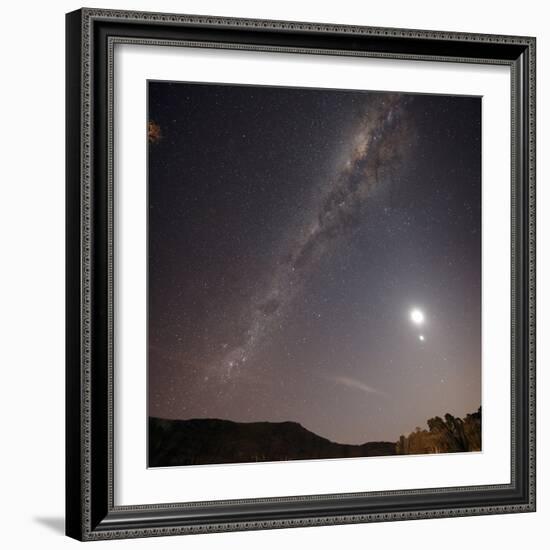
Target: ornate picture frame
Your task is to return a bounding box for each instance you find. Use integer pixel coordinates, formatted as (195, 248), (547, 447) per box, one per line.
(66, 8), (536, 541)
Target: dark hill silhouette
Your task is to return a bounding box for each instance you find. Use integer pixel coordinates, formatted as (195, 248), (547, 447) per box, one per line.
(148, 408), (481, 467)
(149, 417), (396, 467)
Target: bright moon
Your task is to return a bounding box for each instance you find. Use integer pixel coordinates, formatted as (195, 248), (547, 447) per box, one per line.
(419, 335), (425, 341)
(410, 308), (425, 325)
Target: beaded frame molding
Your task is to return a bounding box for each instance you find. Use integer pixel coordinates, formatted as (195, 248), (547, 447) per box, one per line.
(66, 7), (536, 541)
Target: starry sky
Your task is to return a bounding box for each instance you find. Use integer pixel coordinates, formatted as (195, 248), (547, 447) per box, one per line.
(147, 81), (481, 445)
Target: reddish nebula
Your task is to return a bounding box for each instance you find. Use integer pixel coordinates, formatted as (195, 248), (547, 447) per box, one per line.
(148, 120), (162, 143)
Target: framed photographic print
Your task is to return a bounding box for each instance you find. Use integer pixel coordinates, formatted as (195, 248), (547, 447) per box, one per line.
(66, 8), (536, 541)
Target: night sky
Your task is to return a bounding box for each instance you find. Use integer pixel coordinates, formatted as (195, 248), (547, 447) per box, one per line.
(147, 81), (481, 445)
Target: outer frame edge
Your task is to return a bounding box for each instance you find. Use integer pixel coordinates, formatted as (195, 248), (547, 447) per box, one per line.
(80, 6), (534, 45)
(65, 7), (86, 543)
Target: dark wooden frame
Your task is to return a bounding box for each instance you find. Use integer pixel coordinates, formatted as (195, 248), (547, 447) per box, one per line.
(66, 7), (536, 541)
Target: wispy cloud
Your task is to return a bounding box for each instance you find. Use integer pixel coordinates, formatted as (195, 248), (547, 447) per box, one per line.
(325, 375), (387, 397)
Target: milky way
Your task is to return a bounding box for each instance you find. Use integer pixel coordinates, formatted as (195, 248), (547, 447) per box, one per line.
(148, 81), (481, 444)
(214, 94), (412, 384)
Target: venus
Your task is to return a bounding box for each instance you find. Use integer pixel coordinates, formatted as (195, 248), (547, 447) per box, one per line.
(410, 308), (425, 325)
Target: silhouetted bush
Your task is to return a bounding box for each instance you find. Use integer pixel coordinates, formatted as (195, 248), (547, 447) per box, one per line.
(396, 407), (481, 455)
